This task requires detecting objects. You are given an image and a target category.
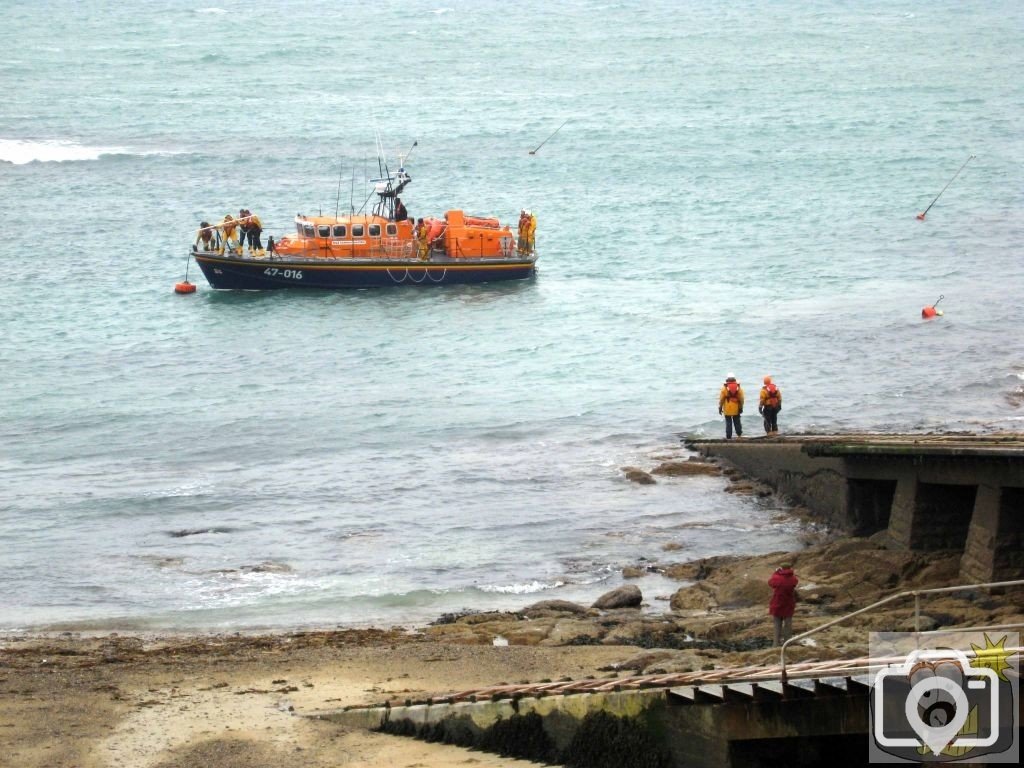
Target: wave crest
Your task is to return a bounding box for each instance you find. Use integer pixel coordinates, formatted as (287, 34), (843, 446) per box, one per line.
(0, 139), (182, 165)
(477, 579), (565, 594)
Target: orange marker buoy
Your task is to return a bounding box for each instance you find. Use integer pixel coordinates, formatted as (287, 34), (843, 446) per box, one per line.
(921, 294), (944, 319)
(174, 281), (196, 294)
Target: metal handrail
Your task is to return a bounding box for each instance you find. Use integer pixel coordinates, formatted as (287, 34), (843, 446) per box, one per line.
(779, 578), (1024, 682)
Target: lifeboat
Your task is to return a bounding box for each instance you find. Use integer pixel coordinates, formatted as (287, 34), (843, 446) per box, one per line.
(189, 152), (537, 290)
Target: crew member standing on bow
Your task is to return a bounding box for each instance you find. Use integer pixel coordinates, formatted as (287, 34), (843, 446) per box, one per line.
(219, 214), (240, 255)
(718, 374), (744, 439)
(239, 208), (263, 255)
(759, 375), (782, 435)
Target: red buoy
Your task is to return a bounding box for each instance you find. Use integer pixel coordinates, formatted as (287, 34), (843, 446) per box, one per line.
(921, 294), (944, 319)
(174, 281), (196, 294)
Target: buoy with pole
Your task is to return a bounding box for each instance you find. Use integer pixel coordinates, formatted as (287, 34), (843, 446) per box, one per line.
(175, 250), (197, 294)
(917, 155), (975, 220)
(529, 120), (568, 155)
(921, 294), (944, 319)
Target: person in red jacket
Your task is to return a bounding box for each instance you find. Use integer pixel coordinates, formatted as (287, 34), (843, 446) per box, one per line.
(768, 562), (799, 646)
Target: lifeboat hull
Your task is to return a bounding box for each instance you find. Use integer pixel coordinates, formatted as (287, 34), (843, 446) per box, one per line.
(193, 253), (536, 290)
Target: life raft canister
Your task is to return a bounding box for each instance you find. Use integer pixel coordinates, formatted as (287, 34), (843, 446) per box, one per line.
(426, 219), (445, 245)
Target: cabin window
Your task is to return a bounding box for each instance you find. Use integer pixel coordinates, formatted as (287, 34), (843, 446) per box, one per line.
(296, 223), (304, 235)
(385, 223), (397, 235)
(317, 225), (331, 238)
(369, 224), (381, 237)
(352, 224), (364, 236)
(333, 225), (346, 237)
(303, 223), (315, 237)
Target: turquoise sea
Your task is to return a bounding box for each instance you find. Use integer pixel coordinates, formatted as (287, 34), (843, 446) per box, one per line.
(1, 1), (1022, 631)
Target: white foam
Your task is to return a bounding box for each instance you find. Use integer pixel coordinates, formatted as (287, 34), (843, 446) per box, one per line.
(195, 7), (227, 14)
(0, 139), (182, 165)
(0, 139), (125, 165)
(477, 579), (565, 594)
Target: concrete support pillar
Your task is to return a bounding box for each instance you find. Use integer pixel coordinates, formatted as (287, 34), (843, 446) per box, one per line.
(960, 486), (1024, 582)
(884, 475), (918, 549)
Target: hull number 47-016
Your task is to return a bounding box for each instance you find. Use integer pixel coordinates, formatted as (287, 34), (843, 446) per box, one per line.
(264, 268), (303, 279)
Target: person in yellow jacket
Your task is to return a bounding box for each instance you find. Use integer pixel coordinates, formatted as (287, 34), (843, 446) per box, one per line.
(415, 218), (429, 260)
(219, 214), (241, 254)
(718, 374), (744, 439)
(517, 209), (529, 255)
(759, 375), (783, 435)
(239, 208), (264, 255)
(526, 210), (537, 254)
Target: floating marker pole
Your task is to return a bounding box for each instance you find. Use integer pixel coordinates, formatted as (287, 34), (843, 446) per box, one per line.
(917, 155), (975, 220)
(921, 294), (944, 319)
(529, 120), (568, 155)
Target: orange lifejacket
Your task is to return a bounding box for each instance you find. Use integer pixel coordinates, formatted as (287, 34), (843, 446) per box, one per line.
(763, 383), (780, 408)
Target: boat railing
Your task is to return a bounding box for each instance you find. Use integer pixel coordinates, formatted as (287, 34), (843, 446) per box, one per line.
(380, 238), (415, 260)
(200, 239), (531, 262)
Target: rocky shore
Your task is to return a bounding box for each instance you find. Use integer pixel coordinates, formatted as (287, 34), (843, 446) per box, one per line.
(3, 454), (1021, 768)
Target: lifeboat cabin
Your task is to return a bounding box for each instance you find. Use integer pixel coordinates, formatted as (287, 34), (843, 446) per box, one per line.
(271, 210), (518, 262)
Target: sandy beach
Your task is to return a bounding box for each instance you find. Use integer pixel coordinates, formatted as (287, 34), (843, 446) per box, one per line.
(5, 529), (1021, 768)
(0, 628), (628, 768)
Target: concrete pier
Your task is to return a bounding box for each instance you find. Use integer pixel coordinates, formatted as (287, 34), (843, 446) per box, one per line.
(686, 433), (1024, 583)
(312, 677), (874, 767)
(313, 433), (1024, 767)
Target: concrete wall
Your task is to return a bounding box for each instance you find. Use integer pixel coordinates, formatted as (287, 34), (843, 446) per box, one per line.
(316, 686), (874, 768)
(690, 438), (1024, 582)
(691, 442), (851, 528)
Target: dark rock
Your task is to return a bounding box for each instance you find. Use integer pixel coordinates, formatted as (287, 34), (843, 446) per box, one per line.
(592, 585), (642, 610)
(520, 599), (588, 618)
(621, 467), (656, 485)
(651, 460), (721, 477)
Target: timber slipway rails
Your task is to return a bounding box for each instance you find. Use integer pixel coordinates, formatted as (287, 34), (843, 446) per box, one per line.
(311, 434), (1024, 767)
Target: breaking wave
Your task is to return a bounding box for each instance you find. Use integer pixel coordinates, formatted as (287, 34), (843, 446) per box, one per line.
(477, 579), (566, 594)
(0, 138), (182, 165)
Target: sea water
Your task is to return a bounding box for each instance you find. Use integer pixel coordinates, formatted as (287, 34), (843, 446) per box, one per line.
(1, 0), (1022, 631)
